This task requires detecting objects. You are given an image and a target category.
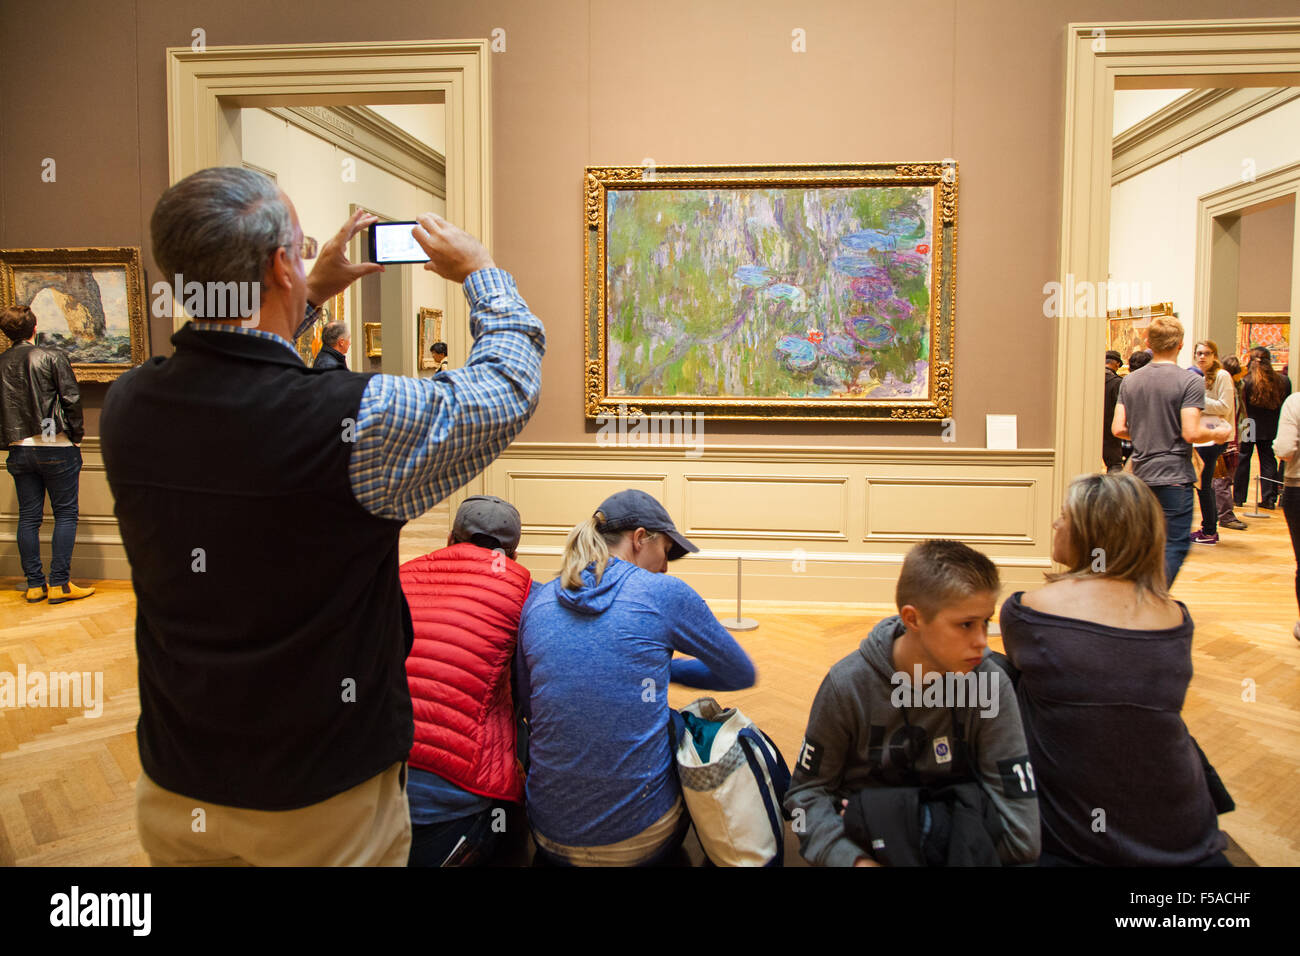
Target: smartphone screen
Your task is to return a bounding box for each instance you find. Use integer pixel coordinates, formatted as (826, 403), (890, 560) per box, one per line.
(368, 221), (430, 264)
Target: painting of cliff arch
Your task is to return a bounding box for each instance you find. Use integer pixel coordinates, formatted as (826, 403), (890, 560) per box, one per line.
(584, 164), (957, 422)
(0, 247), (148, 382)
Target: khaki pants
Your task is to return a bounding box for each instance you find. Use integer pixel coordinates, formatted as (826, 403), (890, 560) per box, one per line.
(136, 763), (412, 866)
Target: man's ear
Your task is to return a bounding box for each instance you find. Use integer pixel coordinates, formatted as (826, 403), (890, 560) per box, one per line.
(899, 604), (923, 633)
(264, 246), (293, 293)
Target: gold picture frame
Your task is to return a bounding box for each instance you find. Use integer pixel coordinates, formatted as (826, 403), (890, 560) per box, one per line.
(363, 322), (382, 358)
(0, 246), (150, 382)
(1236, 311), (1289, 371)
(584, 162), (958, 421)
(1105, 302), (1174, 361)
(417, 307), (445, 370)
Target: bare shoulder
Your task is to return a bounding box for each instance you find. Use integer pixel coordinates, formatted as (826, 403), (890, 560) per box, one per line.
(1019, 578), (1183, 630)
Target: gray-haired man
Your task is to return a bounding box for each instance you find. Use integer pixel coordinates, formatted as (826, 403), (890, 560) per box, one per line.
(101, 166), (545, 866)
(312, 320), (350, 371)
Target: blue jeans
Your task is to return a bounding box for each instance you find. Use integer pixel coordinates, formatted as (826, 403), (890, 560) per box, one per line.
(1149, 482), (1194, 588)
(5, 445), (82, 588)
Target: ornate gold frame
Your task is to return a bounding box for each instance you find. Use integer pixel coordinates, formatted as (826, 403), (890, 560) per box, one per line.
(417, 306), (445, 370)
(363, 321), (382, 358)
(0, 246), (149, 382)
(583, 162), (958, 421)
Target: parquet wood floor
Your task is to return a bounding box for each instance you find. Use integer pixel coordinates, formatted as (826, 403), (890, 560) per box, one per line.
(1, 496), (1295, 866)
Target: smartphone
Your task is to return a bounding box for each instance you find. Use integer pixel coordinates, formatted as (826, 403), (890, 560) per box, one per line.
(368, 221), (431, 264)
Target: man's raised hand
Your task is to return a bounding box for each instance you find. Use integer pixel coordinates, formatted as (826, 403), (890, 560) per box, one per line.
(306, 209), (385, 305)
(413, 213), (495, 283)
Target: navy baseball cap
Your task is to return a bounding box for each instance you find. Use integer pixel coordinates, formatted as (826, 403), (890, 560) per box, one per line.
(596, 489), (698, 561)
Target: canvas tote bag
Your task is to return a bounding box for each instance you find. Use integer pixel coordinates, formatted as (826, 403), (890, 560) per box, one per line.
(670, 697), (791, 866)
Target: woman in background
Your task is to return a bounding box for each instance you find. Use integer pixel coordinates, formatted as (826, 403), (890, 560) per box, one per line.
(1190, 340), (1232, 545)
(1215, 356), (1248, 531)
(1234, 346), (1292, 509)
(1001, 473), (1229, 866)
(1273, 391), (1300, 642)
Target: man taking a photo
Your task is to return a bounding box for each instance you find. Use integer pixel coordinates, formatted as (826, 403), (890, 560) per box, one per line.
(101, 166), (545, 866)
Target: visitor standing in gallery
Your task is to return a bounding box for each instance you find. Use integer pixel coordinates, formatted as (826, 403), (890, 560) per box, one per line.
(1272, 390), (1300, 642)
(1111, 316), (1230, 587)
(1189, 340), (1232, 545)
(100, 167), (545, 866)
(1103, 350), (1124, 473)
(1234, 347), (1292, 509)
(312, 320), (350, 370)
(0, 305), (95, 605)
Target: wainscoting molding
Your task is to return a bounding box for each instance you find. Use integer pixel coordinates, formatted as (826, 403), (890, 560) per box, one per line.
(2, 440), (1057, 605)
(480, 442), (1056, 605)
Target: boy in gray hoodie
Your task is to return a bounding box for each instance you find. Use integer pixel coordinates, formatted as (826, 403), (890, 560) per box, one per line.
(784, 540), (1040, 866)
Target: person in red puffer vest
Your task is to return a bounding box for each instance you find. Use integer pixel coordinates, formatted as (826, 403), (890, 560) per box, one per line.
(401, 494), (531, 866)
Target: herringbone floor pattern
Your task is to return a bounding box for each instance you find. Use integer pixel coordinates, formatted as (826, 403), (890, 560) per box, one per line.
(2, 495), (1296, 866)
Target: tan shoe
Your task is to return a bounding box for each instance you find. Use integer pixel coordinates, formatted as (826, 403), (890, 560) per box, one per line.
(47, 582), (95, 605)
(25, 585), (47, 603)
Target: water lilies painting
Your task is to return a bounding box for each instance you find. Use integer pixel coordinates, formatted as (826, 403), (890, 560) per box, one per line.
(585, 163), (957, 421)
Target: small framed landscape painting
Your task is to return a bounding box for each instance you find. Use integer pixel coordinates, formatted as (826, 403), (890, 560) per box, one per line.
(583, 162), (958, 421)
(0, 247), (149, 382)
(363, 322), (382, 358)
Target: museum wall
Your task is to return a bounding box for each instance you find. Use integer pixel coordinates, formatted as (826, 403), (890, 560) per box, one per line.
(1109, 98), (1300, 358)
(1, 0), (1294, 447)
(1238, 198), (1295, 315)
(3, 0), (1298, 593)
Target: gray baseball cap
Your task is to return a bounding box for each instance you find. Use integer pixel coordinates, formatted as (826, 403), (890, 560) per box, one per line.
(597, 488), (698, 561)
(452, 495), (522, 553)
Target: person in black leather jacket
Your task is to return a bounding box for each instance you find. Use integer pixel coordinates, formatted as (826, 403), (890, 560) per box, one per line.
(1, 305), (94, 604)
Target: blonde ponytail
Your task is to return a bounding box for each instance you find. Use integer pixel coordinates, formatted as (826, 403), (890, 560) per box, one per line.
(560, 511), (622, 588)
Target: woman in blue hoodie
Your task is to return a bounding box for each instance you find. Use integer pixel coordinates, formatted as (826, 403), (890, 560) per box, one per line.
(516, 488), (756, 865)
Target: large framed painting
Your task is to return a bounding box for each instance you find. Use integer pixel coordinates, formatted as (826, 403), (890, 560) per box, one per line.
(1237, 312), (1289, 371)
(417, 307), (444, 370)
(1106, 301), (1173, 362)
(0, 247), (149, 382)
(584, 162), (958, 421)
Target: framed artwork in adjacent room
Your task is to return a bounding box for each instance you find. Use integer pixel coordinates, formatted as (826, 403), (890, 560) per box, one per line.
(417, 307), (444, 370)
(583, 162), (958, 421)
(1237, 312), (1289, 371)
(363, 322), (382, 358)
(295, 292), (346, 366)
(0, 246), (149, 382)
(1106, 301), (1173, 362)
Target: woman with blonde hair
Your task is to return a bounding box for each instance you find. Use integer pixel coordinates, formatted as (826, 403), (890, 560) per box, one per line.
(1190, 339), (1233, 544)
(516, 488), (755, 865)
(1000, 473), (1229, 866)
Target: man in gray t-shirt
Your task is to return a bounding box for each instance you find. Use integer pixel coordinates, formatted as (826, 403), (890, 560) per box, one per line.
(1112, 317), (1230, 587)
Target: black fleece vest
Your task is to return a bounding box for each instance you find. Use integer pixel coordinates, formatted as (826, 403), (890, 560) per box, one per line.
(101, 325), (413, 810)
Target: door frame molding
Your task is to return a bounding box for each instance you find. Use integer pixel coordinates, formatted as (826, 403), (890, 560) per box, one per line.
(1056, 18), (1300, 511)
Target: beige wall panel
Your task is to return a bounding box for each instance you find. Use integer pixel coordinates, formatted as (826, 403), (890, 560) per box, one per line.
(503, 472), (668, 534)
(683, 476), (848, 540)
(864, 478), (1035, 543)
(492, 443), (1054, 604)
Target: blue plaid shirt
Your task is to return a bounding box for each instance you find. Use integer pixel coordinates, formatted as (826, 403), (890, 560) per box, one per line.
(192, 267), (544, 521)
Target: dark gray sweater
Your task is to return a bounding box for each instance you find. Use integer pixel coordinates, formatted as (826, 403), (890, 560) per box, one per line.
(784, 616), (1041, 866)
(1000, 592), (1226, 865)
